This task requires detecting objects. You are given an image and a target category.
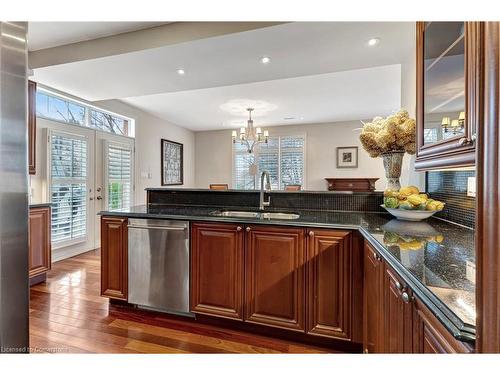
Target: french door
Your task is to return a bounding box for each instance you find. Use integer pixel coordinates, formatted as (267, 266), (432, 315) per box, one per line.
(48, 125), (134, 260)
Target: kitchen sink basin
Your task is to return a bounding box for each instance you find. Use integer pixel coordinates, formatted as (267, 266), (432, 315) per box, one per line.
(211, 210), (260, 218)
(210, 210), (300, 220)
(261, 212), (300, 220)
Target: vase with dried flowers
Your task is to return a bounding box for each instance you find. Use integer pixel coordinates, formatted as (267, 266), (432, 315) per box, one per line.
(359, 109), (416, 190)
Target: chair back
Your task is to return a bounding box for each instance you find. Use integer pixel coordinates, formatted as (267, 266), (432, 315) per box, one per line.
(209, 184), (229, 190)
(284, 184), (301, 191)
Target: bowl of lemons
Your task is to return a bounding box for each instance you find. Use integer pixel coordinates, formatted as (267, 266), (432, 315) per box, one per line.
(381, 185), (445, 221)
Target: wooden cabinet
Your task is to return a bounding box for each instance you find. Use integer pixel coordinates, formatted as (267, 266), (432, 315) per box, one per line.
(29, 206), (51, 281)
(101, 216), (128, 301)
(383, 265), (414, 353)
(415, 22), (483, 170)
(28, 80), (36, 175)
(363, 242), (384, 353)
(307, 229), (352, 339)
(412, 297), (473, 353)
(245, 225), (306, 332)
(191, 222), (244, 320)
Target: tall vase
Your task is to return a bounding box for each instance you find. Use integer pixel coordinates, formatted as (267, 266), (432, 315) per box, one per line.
(382, 151), (404, 191)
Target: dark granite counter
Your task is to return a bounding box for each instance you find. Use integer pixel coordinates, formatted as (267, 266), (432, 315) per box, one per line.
(29, 202), (53, 208)
(99, 204), (476, 343)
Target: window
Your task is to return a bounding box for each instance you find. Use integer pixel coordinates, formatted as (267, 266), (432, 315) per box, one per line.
(36, 89), (134, 137)
(90, 109), (129, 136)
(233, 135), (305, 190)
(50, 132), (88, 244)
(106, 142), (133, 211)
(36, 91), (85, 125)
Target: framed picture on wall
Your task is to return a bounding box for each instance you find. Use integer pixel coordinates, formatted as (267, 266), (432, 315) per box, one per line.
(161, 139), (183, 185)
(336, 146), (358, 168)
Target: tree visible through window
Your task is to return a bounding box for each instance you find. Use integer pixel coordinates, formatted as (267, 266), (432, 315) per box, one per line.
(36, 90), (132, 137)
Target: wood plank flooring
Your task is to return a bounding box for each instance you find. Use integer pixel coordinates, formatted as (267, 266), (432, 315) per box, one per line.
(29, 249), (334, 354)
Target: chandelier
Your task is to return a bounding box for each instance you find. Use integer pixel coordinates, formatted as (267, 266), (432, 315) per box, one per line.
(231, 108), (269, 153)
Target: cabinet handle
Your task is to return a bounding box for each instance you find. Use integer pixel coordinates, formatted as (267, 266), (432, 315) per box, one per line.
(363, 348), (369, 354)
(246, 227), (251, 232)
(402, 291), (413, 304)
(236, 226), (242, 232)
(309, 231), (315, 237)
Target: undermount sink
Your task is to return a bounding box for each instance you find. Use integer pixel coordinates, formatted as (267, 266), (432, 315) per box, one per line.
(210, 210), (300, 220)
(212, 210), (260, 218)
(261, 212), (300, 220)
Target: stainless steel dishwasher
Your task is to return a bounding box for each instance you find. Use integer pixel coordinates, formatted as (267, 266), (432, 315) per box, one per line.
(128, 218), (192, 316)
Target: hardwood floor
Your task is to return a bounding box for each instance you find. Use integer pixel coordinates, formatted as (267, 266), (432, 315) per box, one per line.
(29, 249), (336, 354)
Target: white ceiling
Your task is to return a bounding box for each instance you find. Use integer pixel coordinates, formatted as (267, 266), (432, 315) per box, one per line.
(28, 22), (167, 51)
(32, 22), (414, 131)
(122, 64), (401, 131)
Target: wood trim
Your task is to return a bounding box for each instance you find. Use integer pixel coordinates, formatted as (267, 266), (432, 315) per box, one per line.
(28, 80), (37, 175)
(476, 21), (500, 353)
(100, 216), (128, 301)
(415, 22), (480, 171)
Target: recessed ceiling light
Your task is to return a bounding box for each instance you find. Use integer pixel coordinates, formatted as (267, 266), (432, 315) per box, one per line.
(368, 38), (380, 46)
(260, 56), (271, 64)
(176, 69), (185, 75)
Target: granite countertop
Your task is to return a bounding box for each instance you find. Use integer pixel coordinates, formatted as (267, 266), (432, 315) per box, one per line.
(99, 204), (476, 342)
(29, 202), (53, 208)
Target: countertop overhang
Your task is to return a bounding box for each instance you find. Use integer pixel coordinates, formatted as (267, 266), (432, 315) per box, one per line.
(99, 204), (476, 343)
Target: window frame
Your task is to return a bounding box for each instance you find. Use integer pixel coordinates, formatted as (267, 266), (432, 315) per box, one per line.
(36, 87), (135, 138)
(47, 128), (92, 249)
(232, 133), (306, 190)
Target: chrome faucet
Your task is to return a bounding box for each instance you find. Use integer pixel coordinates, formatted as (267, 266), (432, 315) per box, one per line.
(259, 171), (271, 210)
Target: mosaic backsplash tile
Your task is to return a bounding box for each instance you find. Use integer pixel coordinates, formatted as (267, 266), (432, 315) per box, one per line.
(426, 170), (475, 228)
(147, 189), (385, 213)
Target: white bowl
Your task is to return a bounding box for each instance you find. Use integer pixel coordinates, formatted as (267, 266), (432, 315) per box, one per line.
(381, 205), (441, 222)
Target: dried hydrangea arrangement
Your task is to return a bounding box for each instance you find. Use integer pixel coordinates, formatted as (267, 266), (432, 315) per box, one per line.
(359, 109), (416, 158)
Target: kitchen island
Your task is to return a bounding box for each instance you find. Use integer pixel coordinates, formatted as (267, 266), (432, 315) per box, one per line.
(99, 189), (475, 353)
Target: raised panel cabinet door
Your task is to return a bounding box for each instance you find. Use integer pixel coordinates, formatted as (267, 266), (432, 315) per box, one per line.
(191, 222), (244, 320)
(412, 297), (473, 353)
(306, 229), (352, 340)
(28, 80), (36, 175)
(28, 206), (51, 278)
(101, 216), (128, 300)
(245, 225), (306, 332)
(363, 242), (384, 353)
(383, 265), (413, 353)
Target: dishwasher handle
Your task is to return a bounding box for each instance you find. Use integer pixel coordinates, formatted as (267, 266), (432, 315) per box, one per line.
(128, 224), (187, 231)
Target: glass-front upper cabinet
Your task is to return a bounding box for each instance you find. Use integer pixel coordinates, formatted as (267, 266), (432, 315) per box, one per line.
(415, 22), (483, 171)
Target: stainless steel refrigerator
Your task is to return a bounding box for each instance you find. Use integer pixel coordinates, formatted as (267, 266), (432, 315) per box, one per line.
(0, 21), (29, 353)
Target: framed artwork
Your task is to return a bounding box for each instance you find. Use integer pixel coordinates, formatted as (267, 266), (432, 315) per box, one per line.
(336, 146), (358, 168)
(161, 139), (183, 185)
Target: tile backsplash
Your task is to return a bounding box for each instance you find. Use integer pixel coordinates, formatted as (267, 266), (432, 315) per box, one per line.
(426, 170), (476, 228)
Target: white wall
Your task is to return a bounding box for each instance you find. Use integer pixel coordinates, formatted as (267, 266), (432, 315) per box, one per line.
(195, 120), (395, 191)
(94, 100), (196, 204)
(30, 96), (196, 206)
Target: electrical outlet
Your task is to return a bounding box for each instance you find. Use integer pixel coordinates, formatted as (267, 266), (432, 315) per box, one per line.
(466, 260), (476, 284)
(467, 177), (476, 197)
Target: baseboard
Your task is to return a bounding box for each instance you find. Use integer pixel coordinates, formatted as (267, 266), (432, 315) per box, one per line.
(52, 246), (94, 262)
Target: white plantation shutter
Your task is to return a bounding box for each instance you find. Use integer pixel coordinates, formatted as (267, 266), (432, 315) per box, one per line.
(50, 132), (88, 243)
(233, 135), (304, 190)
(105, 142), (133, 211)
